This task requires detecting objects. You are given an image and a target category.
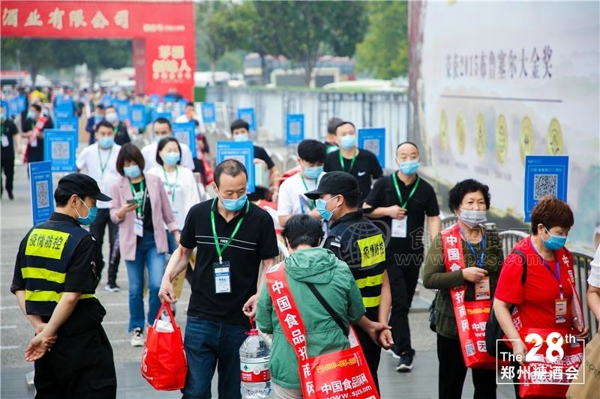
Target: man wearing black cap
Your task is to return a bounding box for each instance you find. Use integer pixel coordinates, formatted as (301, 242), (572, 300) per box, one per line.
(305, 171), (392, 394)
(11, 173), (117, 398)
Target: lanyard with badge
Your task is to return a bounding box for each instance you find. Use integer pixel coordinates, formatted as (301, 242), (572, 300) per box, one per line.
(1, 122), (8, 148)
(130, 180), (147, 237)
(458, 224), (489, 300)
(210, 198), (249, 294)
(98, 145), (113, 175)
(162, 166), (180, 223)
(532, 244), (567, 323)
(390, 173), (420, 238)
(300, 174), (316, 210)
(338, 149), (357, 173)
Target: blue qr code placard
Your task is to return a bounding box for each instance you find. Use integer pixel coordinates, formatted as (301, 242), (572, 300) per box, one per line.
(533, 174), (558, 200)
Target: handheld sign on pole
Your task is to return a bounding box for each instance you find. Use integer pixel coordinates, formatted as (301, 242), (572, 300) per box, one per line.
(130, 104), (147, 129)
(44, 130), (78, 172)
(237, 108), (256, 133)
(113, 100), (131, 122)
(17, 95), (27, 114)
(0, 100), (9, 118)
(102, 95), (113, 108)
(216, 141), (255, 193)
(29, 161), (54, 226)
(152, 111), (172, 123)
(201, 102), (216, 124)
(8, 98), (19, 118)
(286, 114), (305, 145)
(56, 117), (79, 134)
(172, 122), (197, 158)
(149, 94), (161, 109)
(358, 127), (386, 168)
(524, 155), (569, 222)
(54, 97), (74, 119)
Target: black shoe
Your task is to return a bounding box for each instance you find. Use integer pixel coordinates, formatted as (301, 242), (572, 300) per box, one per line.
(104, 282), (120, 293)
(396, 352), (414, 372)
(7, 191), (13, 200)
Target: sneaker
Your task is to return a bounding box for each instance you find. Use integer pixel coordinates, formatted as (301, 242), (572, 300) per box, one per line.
(396, 352), (414, 372)
(130, 328), (145, 347)
(104, 282), (120, 293)
(386, 346), (400, 359)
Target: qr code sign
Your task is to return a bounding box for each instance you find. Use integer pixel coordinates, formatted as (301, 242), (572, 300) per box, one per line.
(52, 142), (70, 160)
(533, 174), (558, 199)
(363, 139), (380, 156)
(36, 181), (50, 208)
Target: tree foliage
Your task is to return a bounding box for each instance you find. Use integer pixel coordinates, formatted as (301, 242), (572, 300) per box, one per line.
(356, 1), (409, 79)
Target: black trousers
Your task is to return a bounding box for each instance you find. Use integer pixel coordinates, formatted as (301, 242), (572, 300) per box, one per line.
(354, 324), (382, 395)
(1, 153), (14, 195)
(437, 334), (497, 399)
(34, 326), (117, 399)
(89, 208), (120, 285)
(387, 259), (421, 356)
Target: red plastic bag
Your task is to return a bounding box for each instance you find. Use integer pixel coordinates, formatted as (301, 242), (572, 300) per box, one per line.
(141, 303), (187, 391)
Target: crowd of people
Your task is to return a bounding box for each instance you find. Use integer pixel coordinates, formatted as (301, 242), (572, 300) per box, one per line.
(5, 88), (599, 399)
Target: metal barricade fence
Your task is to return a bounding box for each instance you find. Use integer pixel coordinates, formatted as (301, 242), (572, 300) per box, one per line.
(570, 250), (598, 338)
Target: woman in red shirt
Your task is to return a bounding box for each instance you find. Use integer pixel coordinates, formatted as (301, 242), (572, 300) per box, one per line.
(493, 195), (588, 398)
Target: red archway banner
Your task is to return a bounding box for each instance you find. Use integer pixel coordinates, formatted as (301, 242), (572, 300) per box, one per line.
(1, 0), (196, 99)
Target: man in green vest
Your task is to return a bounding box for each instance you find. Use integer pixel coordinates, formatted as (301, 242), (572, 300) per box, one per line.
(11, 173), (117, 398)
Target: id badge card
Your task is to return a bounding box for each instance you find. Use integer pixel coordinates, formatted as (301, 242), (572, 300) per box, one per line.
(30, 137), (38, 147)
(134, 218), (144, 237)
(1, 135), (9, 147)
(214, 261), (231, 294)
(555, 299), (567, 323)
(391, 217), (408, 238)
(475, 276), (491, 300)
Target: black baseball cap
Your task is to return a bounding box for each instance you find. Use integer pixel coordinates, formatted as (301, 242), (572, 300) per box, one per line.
(56, 173), (111, 201)
(305, 171), (361, 200)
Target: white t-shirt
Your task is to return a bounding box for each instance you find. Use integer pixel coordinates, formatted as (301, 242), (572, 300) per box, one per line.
(76, 143), (121, 209)
(277, 172), (323, 217)
(588, 246), (600, 288)
(141, 141), (195, 171)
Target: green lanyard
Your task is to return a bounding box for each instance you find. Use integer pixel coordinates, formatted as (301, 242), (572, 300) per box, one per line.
(210, 198), (249, 263)
(129, 180), (146, 219)
(162, 166), (179, 202)
(97, 145), (113, 175)
(338, 149), (358, 173)
(392, 173), (420, 209)
(300, 174), (316, 208)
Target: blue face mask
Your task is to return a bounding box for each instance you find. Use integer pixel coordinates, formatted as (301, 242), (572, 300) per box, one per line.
(76, 198), (98, 225)
(154, 134), (169, 143)
(27, 111), (36, 120)
(220, 194), (248, 212)
(233, 134), (250, 142)
(316, 196), (339, 222)
(124, 165), (142, 179)
(163, 152), (181, 166)
(94, 115), (103, 124)
(0, 112), (5, 120)
(98, 136), (114, 148)
(399, 160), (420, 175)
(105, 112), (118, 124)
(304, 165), (323, 180)
(543, 227), (567, 250)
(339, 135), (357, 150)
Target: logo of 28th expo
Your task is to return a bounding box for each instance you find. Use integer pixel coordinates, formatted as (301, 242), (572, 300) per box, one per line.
(496, 331), (585, 385)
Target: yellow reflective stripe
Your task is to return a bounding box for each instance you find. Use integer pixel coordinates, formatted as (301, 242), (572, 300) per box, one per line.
(21, 267), (66, 284)
(355, 272), (384, 289)
(25, 291), (95, 302)
(25, 229), (70, 260)
(362, 295), (381, 308)
(357, 234), (386, 268)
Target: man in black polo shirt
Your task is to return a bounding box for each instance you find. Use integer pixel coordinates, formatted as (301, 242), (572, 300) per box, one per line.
(104, 106), (130, 146)
(159, 159), (279, 399)
(363, 141), (441, 372)
(323, 121), (383, 204)
(1, 104), (21, 200)
(305, 171), (392, 394)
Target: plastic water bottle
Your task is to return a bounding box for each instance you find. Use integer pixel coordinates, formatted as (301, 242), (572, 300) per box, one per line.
(240, 329), (272, 398)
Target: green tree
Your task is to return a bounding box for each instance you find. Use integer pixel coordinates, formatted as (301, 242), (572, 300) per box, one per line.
(72, 40), (131, 86)
(356, 1), (409, 79)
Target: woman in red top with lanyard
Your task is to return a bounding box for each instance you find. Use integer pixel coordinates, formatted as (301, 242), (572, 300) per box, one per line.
(494, 195), (588, 399)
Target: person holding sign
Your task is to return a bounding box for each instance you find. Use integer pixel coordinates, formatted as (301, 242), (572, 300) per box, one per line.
(158, 159), (279, 399)
(422, 179), (502, 399)
(85, 104), (105, 145)
(305, 171), (393, 393)
(256, 214), (392, 399)
(11, 173), (117, 398)
(104, 105), (130, 146)
(76, 121), (122, 293)
(142, 117), (195, 171)
(1, 104), (21, 200)
(323, 121), (382, 204)
(363, 141), (441, 371)
(22, 102), (53, 164)
(109, 144), (179, 347)
(493, 195), (587, 399)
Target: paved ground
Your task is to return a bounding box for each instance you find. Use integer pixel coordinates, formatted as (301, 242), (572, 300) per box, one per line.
(1, 162), (516, 398)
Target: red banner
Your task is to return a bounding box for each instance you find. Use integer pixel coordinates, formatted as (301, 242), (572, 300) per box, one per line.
(2, 0), (195, 98)
(441, 224), (498, 370)
(266, 262), (379, 399)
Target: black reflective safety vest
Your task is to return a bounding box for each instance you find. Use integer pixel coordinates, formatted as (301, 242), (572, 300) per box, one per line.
(20, 219), (96, 317)
(324, 211), (387, 321)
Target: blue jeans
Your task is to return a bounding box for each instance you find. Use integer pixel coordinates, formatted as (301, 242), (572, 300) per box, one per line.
(182, 316), (249, 399)
(166, 229), (177, 254)
(125, 231), (165, 332)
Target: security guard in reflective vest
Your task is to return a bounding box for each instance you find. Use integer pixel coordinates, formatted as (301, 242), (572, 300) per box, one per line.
(305, 171), (393, 394)
(11, 173), (117, 398)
